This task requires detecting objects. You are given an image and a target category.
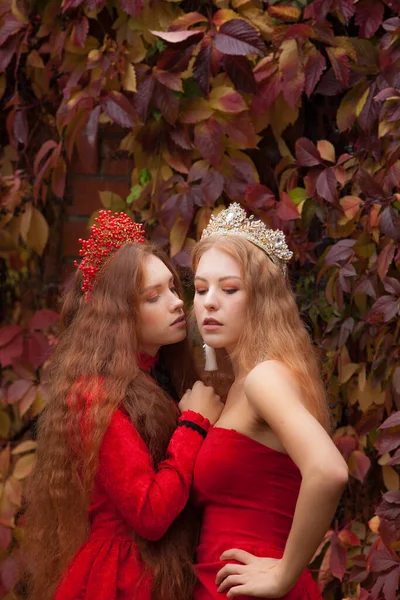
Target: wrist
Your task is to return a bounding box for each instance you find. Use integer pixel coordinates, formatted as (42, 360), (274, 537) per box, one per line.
(178, 410), (211, 434)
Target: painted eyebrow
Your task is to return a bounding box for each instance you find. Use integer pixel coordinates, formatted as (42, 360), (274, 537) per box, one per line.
(194, 276), (242, 282)
(141, 276), (174, 293)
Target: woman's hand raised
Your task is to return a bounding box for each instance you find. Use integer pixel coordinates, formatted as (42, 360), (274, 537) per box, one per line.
(179, 381), (223, 424)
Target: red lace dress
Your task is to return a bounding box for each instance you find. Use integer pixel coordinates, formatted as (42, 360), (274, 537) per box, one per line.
(54, 356), (210, 600)
(192, 428), (323, 600)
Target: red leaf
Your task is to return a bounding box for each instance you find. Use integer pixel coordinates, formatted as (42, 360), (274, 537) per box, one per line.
(223, 55), (257, 94)
(384, 277), (400, 296)
(244, 183), (275, 211)
(193, 43), (213, 96)
(29, 309), (60, 331)
(295, 138), (322, 167)
(214, 20), (264, 56)
(194, 118), (223, 167)
(329, 531), (348, 580)
(154, 83), (179, 125)
(0, 326), (22, 348)
(252, 73), (282, 114)
(378, 244), (395, 281)
(355, 0), (384, 39)
(380, 411), (400, 430)
(357, 169), (385, 200)
(154, 69), (183, 92)
(380, 206), (400, 243)
(336, 0), (355, 20)
(316, 168), (337, 203)
(77, 105), (100, 171)
(325, 239), (355, 265)
(135, 77), (155, 122)
(326, 47), (350, 87)
(304, 48), (327, 96)
(367, 296), (399, 323)
(0, 34), (19, 71)
(72, 16), (89, 47)
(23, 331), (50, 370)
(348, 450), (371, 483)
(102, 92), (136, 128)
(0, 14), (25, 46)
(368, 545), (399, 572)
(7, 380), (33, 405)
(376, 432), (400, 456)
(169, 12), (207, 32)
(33, 140), (58, 176)
(276, 192), (299, 221)
(120, 0), (142, 16)
(0, 328), (23, 367)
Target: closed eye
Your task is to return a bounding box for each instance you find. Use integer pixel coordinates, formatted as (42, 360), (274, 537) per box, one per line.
(223, 289), (238, 294)
(195, 289), (207, 295)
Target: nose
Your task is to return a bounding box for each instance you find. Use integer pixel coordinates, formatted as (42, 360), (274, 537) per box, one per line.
(203, 289), (219, 311)
(170, 291), (184, 312)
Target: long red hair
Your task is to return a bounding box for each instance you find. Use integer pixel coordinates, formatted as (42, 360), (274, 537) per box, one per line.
(22, 243), (198, 600)
(192, 235), (331, 431)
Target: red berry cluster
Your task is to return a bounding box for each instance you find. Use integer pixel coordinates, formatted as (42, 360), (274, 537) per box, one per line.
(74, 210), (145, 300)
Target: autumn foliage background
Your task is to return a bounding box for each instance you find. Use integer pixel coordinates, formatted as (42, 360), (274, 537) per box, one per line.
(0, 0), (400, 598)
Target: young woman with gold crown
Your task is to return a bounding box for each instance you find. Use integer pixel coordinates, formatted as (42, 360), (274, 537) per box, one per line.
(190, 203), (348, 599)
(21, 210), (223, 600)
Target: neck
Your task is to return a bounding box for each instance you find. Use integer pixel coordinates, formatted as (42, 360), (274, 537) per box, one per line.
(225, 346), (247, 380)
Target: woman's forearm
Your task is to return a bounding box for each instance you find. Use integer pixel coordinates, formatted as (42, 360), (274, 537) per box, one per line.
(280, 469), (347, 588)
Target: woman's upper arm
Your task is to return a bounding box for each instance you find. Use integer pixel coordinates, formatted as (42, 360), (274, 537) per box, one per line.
(244, 362), (346, 477)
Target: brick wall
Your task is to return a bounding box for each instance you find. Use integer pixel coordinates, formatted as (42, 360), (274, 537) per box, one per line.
(63, 127), (133, 279)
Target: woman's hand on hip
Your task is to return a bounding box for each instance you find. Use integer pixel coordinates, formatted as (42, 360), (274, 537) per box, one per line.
(216, 549), (294, 598)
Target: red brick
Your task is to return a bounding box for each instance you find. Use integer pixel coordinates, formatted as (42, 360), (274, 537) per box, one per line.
(100, 137), (134, 176)
(66, 178), (131, 215)
(63, 220), (90, 258)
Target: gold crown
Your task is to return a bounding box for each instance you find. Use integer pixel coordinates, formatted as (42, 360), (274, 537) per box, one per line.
(201, 203), (293, 273)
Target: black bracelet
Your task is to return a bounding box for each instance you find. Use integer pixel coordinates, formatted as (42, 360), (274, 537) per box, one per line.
(177, 420), (207, 438)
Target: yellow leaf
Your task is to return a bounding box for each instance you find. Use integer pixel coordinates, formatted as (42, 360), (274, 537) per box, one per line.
(356, 87), (369, 117)
(123, 62), (137, 93)
(12, 0), (28, 23)
(368, 515), (380, 533)
(99, 191), (126, 211)
(13, 454), (36, 480)
(340, 195), (362, 219)
(11, 441), (37, 455)
(382, 465), (400, 491)
(195, 207), (212, 239)
(27, 50), (45, 69)
(270, 94), (299, 139)
(339, 363), (359, 384)
(358, 364), (366, 391)
(317, 140), (335, 163)
(26, 207), (49, 255)
(357, 379), (385, 412)
(378, 452), (390, 466)
(170, 219), (189, 257)
(20, 202), (32, 243)
(180, 98), (213, 124)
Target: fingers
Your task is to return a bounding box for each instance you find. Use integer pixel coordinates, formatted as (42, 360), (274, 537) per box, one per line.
(217, 575), (245, 593)
(216, 564), (246, 585)
(227, 585), (250, 598)
(220, 548), (256, 564)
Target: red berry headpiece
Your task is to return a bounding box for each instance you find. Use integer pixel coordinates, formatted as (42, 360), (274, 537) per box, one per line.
(75, 210), (145, 300)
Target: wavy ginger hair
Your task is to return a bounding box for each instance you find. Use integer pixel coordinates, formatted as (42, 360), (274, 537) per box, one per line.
(192, 235), (331, 431)
(22, 243), (198, 600)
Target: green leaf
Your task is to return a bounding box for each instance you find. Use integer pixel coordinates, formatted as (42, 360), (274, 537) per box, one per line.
(138, 168), (152, 186)
(288, 187), (307, 205)
(126, 185), (142, 205)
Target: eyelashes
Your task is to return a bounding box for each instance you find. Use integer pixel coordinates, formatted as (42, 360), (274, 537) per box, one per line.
(195, 289), (239, 295)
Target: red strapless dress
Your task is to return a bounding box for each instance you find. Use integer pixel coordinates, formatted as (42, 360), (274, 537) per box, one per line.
(192, 427), (322, 600)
